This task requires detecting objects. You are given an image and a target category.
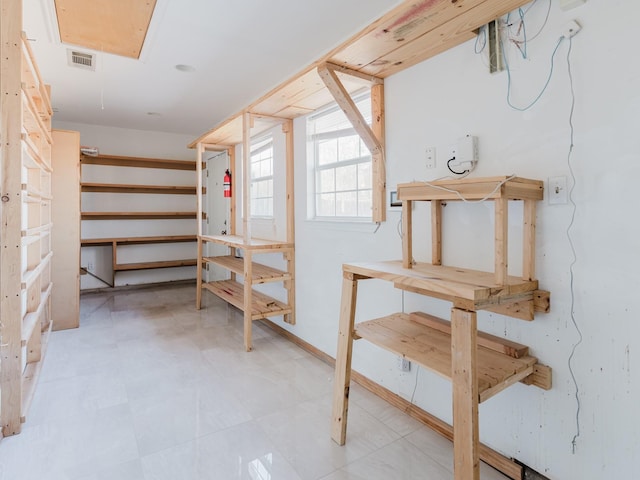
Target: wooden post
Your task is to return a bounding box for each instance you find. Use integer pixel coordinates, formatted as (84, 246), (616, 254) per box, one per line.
(195, 143), (204, 309)
(402, 200), (412, 268)
(243, 249), (254, 351)
(431, 200), (442, 266)
(0, 0), (24, 436)
(451, 307), (480, 480)
(196, 238), (203, 309)
(283, 120), (296, 324)
(522, 199), (536, 281)
(331, 272), (359, 445)
(371, 83), (386, 223)
(242, 112), (252, 242)
(227, 145), (237, 281)
(494, 197), (508, 284)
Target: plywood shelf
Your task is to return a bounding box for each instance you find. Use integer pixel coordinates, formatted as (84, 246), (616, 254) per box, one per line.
(81, 235), (196, 246)
(114, 259), (197, 271)
(201, 234), (293, 251)
(202, 280), (292, 320)
(204, 255), (289, 283)
(355, 312), (541, 403)
(81, 211), (203, 220)
(81, 153), (200, 170)
(81, 183), (204, 195)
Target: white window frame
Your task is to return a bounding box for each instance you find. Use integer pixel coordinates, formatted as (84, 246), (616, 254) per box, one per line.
(249, 134), (274, 218)
(307, 91), (372, 221)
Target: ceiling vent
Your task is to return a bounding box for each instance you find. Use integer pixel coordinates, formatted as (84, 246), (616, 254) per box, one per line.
(67, 49), (96, 71)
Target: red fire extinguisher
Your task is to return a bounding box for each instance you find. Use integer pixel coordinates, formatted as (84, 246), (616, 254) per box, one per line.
(223, 169), (232, 198)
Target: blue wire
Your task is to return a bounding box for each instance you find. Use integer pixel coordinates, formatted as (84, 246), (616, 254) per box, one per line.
(474, 25), (487, 54)
(518, 7), (527, 59)
(503, 36), (565, 111)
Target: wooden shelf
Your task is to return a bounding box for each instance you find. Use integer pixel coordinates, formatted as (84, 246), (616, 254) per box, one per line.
(81, 211), (203, 220)
(81, 235), (196, 246)
(344, 261), (538, 310)
(201, 234), (293, 251)
(81, 153), (200, 170)
(114, 259), (197, 271)
(202, 280), (292, 320)
(355, 312), (540, 403)
(204, 255), (289, 283)
(81, 183), (203, 195)
(190, 0), (529, 147)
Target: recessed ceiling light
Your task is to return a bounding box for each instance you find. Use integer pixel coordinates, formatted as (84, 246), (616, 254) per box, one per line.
(146, 112), (162, 117)
(175, 64), (196, 73)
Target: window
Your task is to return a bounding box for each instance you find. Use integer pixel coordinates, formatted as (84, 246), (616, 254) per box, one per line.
(249, 134), (273, 217)
(308, 92), (372, 219)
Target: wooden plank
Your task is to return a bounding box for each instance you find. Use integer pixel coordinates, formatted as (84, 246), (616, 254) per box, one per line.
(201, 234), (293, 250)
(114, 259), (197, 271)
(196, 142), (204, 237)
(196, 238), (203, 310)
(81, 154), (197, 170)
(495, 196), (508, 285)
(242, 112), (251, 242)
(244, 251), (254, 351)
(431, 200), (442, 266)
(283, 119), (296, 325)
(21, 323), (52, 425)
(51, 130), (80, 330)
(521, 364), (552, 390)
(205, 255), (288, 283)
(402, 200), (412, 268)
(409, 311), (529, 358)
(534, 289), (550, 313)
(345, 260), (539, 306)
(21, 251), (53, 290)
(21, 283), (52, 348)
(355, 312), (537, 398)
(201, 280), (291, 320)
(371, 82), (386, 223)
(81, 235), (196, 246)
(451, 307), (479, 480)
(81, 211), (200, 220)
(1, 0), (25, 436)
(81, 183), (201, 195)
(55, 0), (156, 59)
(484, 299), (535, 321)
(259, 318), (523, 480)
(523, 199), (536, 281)
(331, 275), (359, 445)
(397, 177), (544, 202)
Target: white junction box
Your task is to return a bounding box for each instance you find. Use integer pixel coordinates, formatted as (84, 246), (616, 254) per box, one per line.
(449, 135), (479, 169)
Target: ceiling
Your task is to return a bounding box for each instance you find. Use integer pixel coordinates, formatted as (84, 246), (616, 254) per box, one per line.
(23, 0), (403, 137)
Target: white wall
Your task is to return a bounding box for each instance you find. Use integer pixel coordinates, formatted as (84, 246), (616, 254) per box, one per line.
(54, 121), (200, 289)
(270, 2), (639, 479)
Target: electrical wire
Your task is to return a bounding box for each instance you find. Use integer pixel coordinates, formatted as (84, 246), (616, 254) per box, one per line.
(526, 0), (552, 42)
(446, 157), (469, 176)
(503, 35), (565, 111)
(474, 25), (487, 54)
(563, 35), (582, 455)
(421, 174), (517, 204)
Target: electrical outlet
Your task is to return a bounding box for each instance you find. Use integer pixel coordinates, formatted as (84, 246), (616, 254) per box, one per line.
(548, 176), (568, 204)
(87, 262), (94, 271)
(562, 20), (581, 39)
(397, 356), (411, 372)
(425, 147), (436, 169)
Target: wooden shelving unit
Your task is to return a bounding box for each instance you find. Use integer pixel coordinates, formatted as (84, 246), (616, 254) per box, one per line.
(332, 177), (552, 480)
(80, 154), (201, 285)
(194, 116), (296, 352)
(1, 25), (53, 435)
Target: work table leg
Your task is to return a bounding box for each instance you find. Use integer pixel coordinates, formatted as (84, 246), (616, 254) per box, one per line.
(331, 273), (359, 445)
(243, 251), (254, 352)
(451, 307), (480, 480)
(196, 238), (203, 310)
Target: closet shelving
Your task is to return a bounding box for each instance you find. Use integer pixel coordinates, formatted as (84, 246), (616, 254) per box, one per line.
(0, 28), (53, 435)
(80, 154), (203, 284)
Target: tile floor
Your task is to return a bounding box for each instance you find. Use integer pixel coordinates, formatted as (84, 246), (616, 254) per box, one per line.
(0, 284), (509, 480)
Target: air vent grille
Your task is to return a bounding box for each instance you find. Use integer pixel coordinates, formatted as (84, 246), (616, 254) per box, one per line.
(67, 49), (96, 71)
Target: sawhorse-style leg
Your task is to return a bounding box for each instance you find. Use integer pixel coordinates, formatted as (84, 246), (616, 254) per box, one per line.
(331, 272), (360, 444)
(451, 307), (480, 480)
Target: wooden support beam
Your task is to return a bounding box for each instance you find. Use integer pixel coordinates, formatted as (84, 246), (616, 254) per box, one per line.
(324, 61), (383, 85)
(242, 112), (251, 242)
(370, 82), (385, 223)
(331, 275), (359, 445)
(431, 200), (442, 266)
(283, 119), (296, 325)
(451, 307), (480, 480)
(402, 200), (412, 268)
(196, 143), (204, 237)
(494, 197), (508, 285)
(243, 250), (253, 351)
(523, 199), (536, 281)
(1, 0), (25, 436)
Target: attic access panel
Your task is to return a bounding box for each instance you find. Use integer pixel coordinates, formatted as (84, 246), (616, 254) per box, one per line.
(54, 0), (157, 59)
